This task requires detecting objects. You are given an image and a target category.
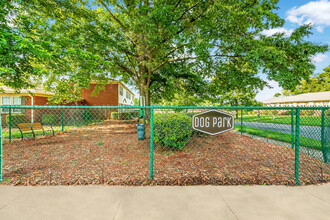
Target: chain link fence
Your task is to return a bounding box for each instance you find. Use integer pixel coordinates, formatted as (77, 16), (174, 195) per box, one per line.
(0, 105), (329, 185)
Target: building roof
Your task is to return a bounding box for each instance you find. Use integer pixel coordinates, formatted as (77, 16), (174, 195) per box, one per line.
(262, 91), (330, 104)
(0, 87), (54, 97)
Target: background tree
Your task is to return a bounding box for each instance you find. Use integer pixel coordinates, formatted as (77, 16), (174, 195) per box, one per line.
(283, 65), (330, 95)
(214, 88), (261, 118)
(14, 0), (329, 105)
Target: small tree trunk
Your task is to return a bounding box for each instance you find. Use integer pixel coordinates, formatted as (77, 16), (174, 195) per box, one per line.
(139, 83), (151, 119)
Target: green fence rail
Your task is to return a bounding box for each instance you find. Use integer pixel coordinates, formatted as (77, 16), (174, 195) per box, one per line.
(0, 105), (329, 186)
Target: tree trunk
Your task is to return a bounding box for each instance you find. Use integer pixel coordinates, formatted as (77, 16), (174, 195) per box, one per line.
(139, 82), (151, 119)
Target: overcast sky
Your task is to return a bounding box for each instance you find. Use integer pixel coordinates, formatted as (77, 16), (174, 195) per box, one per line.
(255, 0), (330, 101)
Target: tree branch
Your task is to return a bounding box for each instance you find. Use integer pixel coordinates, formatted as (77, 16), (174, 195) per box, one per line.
(100, 1), (137, 47)
(152, 53), (243, 73)
(109, 51), (137, 81)
(178, 0), (201, 21)
(160, 4), (208, 45)
(172, 0), (182, 12)
(100, 1), (126, 31)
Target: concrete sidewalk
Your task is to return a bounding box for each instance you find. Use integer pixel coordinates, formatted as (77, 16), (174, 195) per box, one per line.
(0, 184), (330, 220)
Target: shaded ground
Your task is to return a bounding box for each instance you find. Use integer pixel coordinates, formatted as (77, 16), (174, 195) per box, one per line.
(1, 120), (329, 186)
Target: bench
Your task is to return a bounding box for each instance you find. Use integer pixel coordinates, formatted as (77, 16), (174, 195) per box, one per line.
(17, 123), (55, 140)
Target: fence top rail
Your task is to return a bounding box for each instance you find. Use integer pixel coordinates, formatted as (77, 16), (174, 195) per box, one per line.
(0, 105), (329, 110)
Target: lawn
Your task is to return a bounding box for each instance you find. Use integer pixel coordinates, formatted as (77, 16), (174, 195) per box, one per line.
(234, 125), (324, 151)
(240, 115), (325, 127)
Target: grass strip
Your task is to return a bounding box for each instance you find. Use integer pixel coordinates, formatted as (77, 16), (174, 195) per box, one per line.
(234, 125), (322, 150)
(241, 115), (323, 127)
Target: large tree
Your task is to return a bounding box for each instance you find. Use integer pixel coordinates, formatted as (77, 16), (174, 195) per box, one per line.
(15, 0), (328, 105)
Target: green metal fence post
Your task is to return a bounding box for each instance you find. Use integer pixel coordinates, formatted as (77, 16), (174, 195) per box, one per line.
(143, 108), (146, 137)
(0, 111), (2, 183)
(321, 109), (327, 163)
(240, 109), (243, 135)
(8, 107), (12, 143)
(295, 109), (300, 185)
(61, 109), (64, 132)
(150, 107), (154, 180)
(291, 109), (295, 149)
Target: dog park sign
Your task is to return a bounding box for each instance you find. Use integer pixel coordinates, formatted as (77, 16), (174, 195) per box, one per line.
(192, 110), (234, 135)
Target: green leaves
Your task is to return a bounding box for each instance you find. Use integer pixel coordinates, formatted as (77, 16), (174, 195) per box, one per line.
(283, 65), (330, 95)
(154, 113), (193, 150)
(5, 0), (328, 104)
(0, 0), (51, 90)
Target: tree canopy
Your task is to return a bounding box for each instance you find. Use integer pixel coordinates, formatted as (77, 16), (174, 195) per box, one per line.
(0, 0), (50, 91)
(6, 0), (329, 104)
(283, 65), (330, 95)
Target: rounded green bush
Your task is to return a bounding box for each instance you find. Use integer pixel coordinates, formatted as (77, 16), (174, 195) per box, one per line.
(131, 110), (139, 118)
(42, 114), (58, 125)
(154, 113), (192, 150)
(111, 112), (119, 119)
(121, 112), (132, 120)
(6, 114), (26, 127)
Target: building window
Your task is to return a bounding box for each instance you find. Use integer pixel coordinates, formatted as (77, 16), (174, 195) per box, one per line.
(2, 97), (11, 113)
(323, 101), (329, 106)
(13, 97), (22, 113)
(1, 97), (23, 113)
(292, 103), (297, 107)
(119, 86), (123, 96)
(307, 102), (314, 107)
(126, 91), (131, 100)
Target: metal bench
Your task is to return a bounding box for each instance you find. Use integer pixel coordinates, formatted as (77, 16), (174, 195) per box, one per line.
(17, 123), (55, 140)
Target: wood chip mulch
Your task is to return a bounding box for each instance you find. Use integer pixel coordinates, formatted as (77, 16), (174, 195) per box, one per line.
(1, 120), (329, 186)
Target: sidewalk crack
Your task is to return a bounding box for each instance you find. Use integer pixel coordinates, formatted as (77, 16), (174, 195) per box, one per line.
(112, 202), (121, 220)
(0, 204), (9, 211)
(213, 187), (239, 220)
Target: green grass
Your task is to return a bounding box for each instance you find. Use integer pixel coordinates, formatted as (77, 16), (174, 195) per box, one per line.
(234, 125), (323, 151)
(241, 115), (325, 127)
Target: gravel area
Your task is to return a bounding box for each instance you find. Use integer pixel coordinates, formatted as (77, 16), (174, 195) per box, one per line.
(1, 120), (329, 186)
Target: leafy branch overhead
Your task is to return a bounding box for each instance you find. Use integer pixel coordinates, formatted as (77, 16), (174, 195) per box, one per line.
(8, 0), (329, 104)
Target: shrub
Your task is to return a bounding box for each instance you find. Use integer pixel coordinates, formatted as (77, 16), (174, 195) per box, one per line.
(185, 112), (196, 118)
(111, 112), (119, 119)
(121, 112), (132, 120)
(84, 110), (93, 121)
(301, 110), (314, 116)
(6, 114), (26, 127)
(154, 113), (192, 150)
(131, 110), (139, 118)
(325, 109), (330, 116)
(42, 114), (58, 125)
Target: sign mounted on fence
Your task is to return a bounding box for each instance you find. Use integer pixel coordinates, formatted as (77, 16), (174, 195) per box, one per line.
(192, 110), (234, 135)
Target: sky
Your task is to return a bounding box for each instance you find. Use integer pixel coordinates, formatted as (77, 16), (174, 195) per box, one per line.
(255, 0), (330, 102)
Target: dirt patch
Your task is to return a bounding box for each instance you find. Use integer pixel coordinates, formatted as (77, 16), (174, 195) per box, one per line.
(1, 120), (329, 186)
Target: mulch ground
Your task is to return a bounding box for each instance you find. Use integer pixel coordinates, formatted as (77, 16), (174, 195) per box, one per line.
(1, 120), (329, 186)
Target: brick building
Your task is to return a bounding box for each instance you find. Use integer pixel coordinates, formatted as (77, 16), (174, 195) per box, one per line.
(0, 81), (135, 124)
